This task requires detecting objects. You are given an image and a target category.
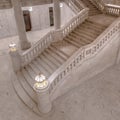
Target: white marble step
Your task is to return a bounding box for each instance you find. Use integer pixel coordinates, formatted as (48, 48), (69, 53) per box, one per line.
(71, 29), (96, 42)
(22, 68), (35, 87)
(64, 37), (81, 48)
(42, 51), (61, 67)
(77, 27), (102, 39)
(25, 65), (36, 79)
(78, 24), (105, 33)
(36, 57), (54, 74)
(17, 71), (37, 103)
(29, 62), (40, 75)
(76, 29), (100, 39)
(45, 49), (65, 64)
(39, 54), (58, 70)
(85, 20), (107, 29)
(51, 45), (70, 58)
(33, 60), (50, 77)
(49, 46), (68, 60)
(67, 35), (88, 45)
(71, 32), (93, 43)
(12, 75), (40, 115)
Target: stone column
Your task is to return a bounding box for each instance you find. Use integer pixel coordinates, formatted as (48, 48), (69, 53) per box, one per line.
(53, 0), (61, 29)
(9, 43), (21, 72)
(11, 0), (31, 50)
(33, 80), (52, 114)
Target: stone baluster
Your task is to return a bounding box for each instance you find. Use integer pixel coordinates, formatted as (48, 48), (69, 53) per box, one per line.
(11, 0), (31, 50)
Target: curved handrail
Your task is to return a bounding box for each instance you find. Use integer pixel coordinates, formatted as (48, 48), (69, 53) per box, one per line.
(48, 17), (120, 94)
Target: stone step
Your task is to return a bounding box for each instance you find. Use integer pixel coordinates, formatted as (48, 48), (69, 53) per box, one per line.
(86, 20), (107, 28)
(64, 37), (81, 48)
(42, 50), (61, 67)
(22, 68), (34, 87)
(67, 35), (87, 45)
(49, 46), (68, 60)
(80, 21), (105, 31)
(12, 75), (40, 115)
(36, 57), (54, 74)
(40, 54), (58, 70)
(81, 0), (101, 14)
(77, 28), (101, 38)
(24, 65), (36, 79)
(78, 25), (103, 36)
(45, 48), (65, 64)
(33, 59), (50, 77)
(29, 62), (40, 75)
(71, 31), (95, 43)
(17, 71), (37, 103)
(70, 32), (91, 44)
(51, 45), (70, 58)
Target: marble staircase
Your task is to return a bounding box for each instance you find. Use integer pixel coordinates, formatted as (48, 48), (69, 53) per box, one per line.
(81, 0), (102, 15)
(13, 18), (107, 114)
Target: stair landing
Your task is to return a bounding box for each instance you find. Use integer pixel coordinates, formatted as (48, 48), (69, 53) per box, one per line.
(89, 14), (117, 26)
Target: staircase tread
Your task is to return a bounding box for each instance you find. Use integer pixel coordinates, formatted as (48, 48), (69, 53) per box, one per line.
(36, 57), (54, 74)
(49, 46), (68, 60)
(73, 30), (95, 42)
(67, 36), (87, 46)
(24, 65), (36, 79)
(45, 48), (66, 64)
(12, 76), (39, 114)
(40, 54), (58, 70)
(17, 71), (37, 103)
(42, 51), (62, 67)
(29, 62), (40, 74)
(71, 31), (93, 43)
(33, 59), (51, 77)
(51, 44), (70, 58)
(22, 68), (34, 87)
(69, 33), (91, 44)
(64, 37), (81, 48)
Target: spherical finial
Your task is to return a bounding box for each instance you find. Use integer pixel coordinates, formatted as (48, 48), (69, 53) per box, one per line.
(9, 43), (17, 52)
(33, 74), (49, 91)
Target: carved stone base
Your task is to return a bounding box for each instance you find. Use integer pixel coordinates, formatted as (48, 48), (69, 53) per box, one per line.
(20, 41), (31, 50)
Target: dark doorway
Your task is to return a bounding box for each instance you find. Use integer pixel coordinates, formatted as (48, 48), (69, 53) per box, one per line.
(23, 10), (32, 31)
(49, 7), (54, 26)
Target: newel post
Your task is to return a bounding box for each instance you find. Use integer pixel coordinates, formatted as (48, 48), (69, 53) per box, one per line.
(53, 30), (63, 42)
(9, 43), (22, 72)
(33, 74), (52, 114)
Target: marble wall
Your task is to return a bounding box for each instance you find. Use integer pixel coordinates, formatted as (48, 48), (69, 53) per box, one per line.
(0, 8), (17, 39)
(22, 4), (53, 31)
(0, 0), (52, 9)
(61, 3), (75, 26)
